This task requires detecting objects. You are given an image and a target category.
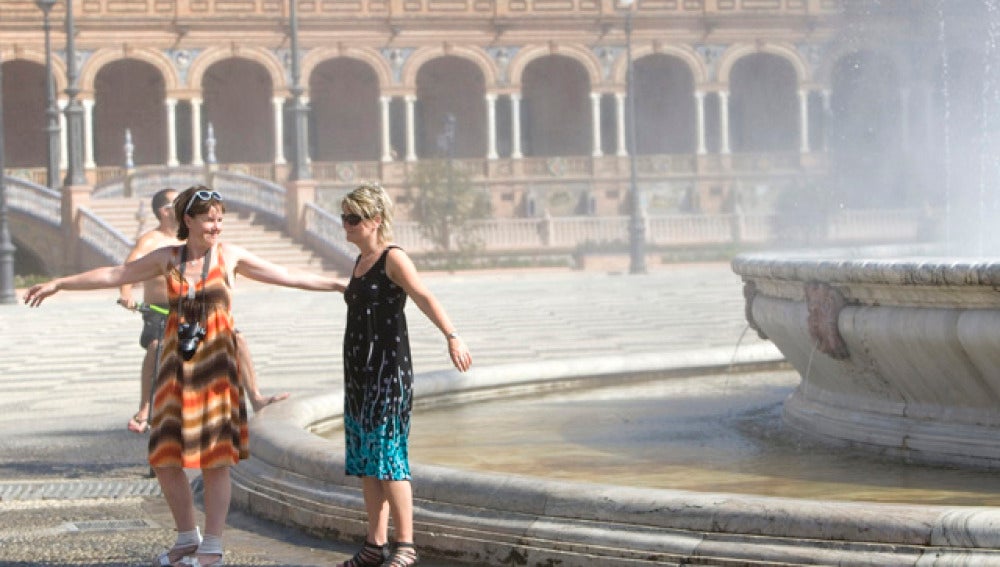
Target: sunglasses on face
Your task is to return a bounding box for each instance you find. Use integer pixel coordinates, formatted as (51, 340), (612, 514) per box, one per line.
(341, 213), (365, 226)
(184, 190), (223, 216)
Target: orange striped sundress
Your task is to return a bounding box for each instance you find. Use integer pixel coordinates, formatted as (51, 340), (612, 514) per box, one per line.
(148, 244), (249, 469)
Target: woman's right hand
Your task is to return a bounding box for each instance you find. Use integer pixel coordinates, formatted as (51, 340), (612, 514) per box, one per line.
(24, 280), (59, 308)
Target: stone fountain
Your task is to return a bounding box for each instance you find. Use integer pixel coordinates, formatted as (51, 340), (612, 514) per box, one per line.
(732, 252), (1000, 468)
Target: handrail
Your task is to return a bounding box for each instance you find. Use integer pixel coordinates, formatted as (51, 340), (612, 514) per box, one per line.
(77, 206), (133, 265)
(3, 175), (60, 225)
(210, 170), (286, 222)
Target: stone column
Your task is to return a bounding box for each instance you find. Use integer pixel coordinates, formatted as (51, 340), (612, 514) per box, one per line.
(798, 89), (810, 154)
(380, 95), (393, 162)
(719, 90), (731, 155)
(590, 92), (603, 157)
(190, 97), (203, 166)
(404, 94), (417, 162)
(165, 98), (179, 166)
(273, 96), (287, 165)
(694, 90), (707, 155)
(510, 93), (523, 159)
(486, 93), (498, 160)
(615, 92), (627, 157)
(82, 98), (95, 168)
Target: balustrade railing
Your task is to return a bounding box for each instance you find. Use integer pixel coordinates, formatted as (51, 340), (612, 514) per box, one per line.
(78, 206), (132, 264)
(381, 209), (924, 254)
(3, 175), (61, 225)
(212, 170), (286, 221)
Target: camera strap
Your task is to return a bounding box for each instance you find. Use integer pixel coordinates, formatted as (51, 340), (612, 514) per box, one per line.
(177, 244), (212, 326)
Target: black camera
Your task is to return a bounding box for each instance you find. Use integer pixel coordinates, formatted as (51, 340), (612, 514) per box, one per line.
(177, 321), (206, 361)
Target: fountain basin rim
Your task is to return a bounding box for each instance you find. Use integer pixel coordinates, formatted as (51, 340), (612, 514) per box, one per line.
(732, 251), (1000, 287)
(235, 344), (1000, 556)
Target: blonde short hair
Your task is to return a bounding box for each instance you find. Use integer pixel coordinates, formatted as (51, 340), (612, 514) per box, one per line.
(342, 183), (394, 244)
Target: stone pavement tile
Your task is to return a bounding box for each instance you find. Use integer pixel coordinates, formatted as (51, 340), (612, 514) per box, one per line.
(0, 496), (468, 566)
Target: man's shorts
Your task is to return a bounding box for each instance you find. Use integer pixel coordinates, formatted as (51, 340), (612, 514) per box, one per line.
(139, 307), (169, 349)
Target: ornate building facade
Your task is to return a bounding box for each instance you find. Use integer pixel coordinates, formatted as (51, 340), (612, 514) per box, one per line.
(0, 1), (992, 224)
(1, 0), (849, 219)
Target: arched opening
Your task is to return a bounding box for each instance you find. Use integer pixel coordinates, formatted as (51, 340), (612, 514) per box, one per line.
(309, 58), (380, 162)
(521, 55), (591, 157)
(1, 60), (49, 168)
(632, 54), (696, 154)
(201, 58), (274, 164)
(729, 53), (798, 152)
(93, 59), (166, 167)
(415, 56), (486, 159)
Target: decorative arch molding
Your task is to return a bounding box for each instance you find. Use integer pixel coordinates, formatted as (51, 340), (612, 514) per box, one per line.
(186, 46), (286, 93)
(508, 43), (603, 89)
(2, 49), (70, 93)
(79, 47), (179, 94)
(399, 44), (498, 90)
(611, 43), (707, 89)
(717, 42), (808, 86)
(301, 46), (392, 91)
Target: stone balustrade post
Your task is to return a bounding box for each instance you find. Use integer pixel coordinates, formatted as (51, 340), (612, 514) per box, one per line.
(60, 183), (91, 274)
(284, 179), (316, 242)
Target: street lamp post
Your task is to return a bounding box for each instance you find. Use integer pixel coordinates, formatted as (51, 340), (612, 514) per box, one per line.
(36, 0), (61, 190)
(0, 58), (18, 304)
(287, 0), (310, 181)
(621, 0), (646, 274)
(63, 0), (87, 187)
(440, 113), (456, 252)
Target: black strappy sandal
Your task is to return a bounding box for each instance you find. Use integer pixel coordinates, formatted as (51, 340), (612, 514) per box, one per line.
(340, 540), (390, 567)
(386, 542), (419, 567)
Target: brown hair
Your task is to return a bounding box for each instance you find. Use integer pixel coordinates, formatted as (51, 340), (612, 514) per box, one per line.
(174, 185), (225, 240)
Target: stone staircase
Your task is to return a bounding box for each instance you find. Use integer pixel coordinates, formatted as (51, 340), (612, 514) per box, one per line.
(87, 197), (347, 276)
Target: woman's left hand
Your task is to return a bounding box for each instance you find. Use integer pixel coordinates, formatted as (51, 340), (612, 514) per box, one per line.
(448, 337), (472, 372)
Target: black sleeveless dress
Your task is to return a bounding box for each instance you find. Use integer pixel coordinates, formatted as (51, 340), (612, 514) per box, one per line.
(342, 246), (413, 480)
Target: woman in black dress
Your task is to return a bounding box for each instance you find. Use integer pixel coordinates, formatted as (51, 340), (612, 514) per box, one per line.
(339, 183), (472, 567)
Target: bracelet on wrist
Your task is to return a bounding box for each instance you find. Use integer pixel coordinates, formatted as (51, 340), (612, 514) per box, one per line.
(446, 331), (459, 339)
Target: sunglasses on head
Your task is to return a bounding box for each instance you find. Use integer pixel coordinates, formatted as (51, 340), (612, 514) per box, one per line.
(341, 213), (365, 226)
(183, 190), (223, 216)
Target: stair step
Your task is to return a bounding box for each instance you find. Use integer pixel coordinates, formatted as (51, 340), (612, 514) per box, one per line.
(90, 196), (345, 277)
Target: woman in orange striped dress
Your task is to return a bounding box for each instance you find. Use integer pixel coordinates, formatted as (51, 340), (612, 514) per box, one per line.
(24, 186), (346, 567)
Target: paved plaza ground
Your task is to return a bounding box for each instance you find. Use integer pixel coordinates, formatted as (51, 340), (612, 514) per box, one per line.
(0, 263), (766, 566)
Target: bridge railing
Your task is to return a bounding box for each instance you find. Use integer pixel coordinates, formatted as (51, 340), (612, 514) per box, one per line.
(77, 207), (133, 265)
(93, 166), (209, 199)
(3, 175), (60, 225)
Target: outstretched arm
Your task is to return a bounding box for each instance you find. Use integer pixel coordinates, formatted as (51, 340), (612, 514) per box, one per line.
(24, 248), (169, 308)
(385, 248), (472, 372)
(226, 243), (347, 293)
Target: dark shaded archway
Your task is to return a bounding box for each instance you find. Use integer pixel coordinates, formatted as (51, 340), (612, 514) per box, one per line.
(730, 53), (798, 152)
(415, 56), (486, 159)
(633, 54), (696, 155)
(93, 59), (166, 167)
(309, 58), (380, 162)
(1, 60), (48, 168)
(202, 58), (274, 164)
(521, 55), (591, 157)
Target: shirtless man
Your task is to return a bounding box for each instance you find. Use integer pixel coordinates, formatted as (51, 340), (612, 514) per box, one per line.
(119, 188), (287, 434)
